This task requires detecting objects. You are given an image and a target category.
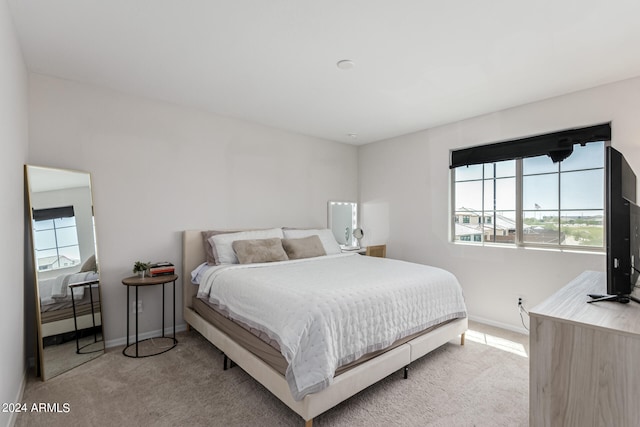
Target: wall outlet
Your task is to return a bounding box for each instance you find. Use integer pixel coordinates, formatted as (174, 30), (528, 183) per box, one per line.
(517, 296), (525, 308)
(132, 300), (143, 313)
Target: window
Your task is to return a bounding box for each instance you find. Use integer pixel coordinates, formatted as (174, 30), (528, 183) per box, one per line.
(452, 141), (605, 249)
(453, 159), (516, 244)
(33, 206), (81, 271)
(522, 142), (604, 247)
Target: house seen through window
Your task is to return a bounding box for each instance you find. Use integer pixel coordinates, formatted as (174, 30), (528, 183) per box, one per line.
(33, 206), (81, 271)
(452, 141), (605, 249)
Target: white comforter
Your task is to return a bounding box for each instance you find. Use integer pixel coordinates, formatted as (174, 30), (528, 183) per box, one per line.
(39, 271), (99, 307)
(197, 253), (467, 400)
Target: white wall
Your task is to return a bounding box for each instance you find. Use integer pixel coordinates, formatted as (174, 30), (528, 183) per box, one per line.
(359, 76), (640, 332)
(27, 74), (358, 347)
(0, 1), (28, 426)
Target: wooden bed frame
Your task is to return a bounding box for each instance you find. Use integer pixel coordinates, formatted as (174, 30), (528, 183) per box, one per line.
(182, 230), (467, 426)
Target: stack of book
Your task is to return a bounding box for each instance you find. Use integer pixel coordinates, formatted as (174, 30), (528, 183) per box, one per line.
(149, 262), (175, 277)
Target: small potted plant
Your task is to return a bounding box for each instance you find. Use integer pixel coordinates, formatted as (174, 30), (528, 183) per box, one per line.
(133, 261), (151, 278)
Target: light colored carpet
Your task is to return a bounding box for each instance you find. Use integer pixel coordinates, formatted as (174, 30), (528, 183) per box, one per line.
(42, 333), (104, 381)
(15, 321), (529, 426)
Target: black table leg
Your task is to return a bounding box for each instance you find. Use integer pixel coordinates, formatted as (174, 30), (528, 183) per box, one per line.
(162, 282), (165, 338)
(71, 287), (80, 353)
(88, 284), (97, 343)
(135, 286), (139, 358)
(126, 286), (130, 348)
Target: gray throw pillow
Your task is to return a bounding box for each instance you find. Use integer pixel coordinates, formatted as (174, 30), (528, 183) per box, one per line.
(232, 238), (289, 264)
(79, 254), (97, 272)
(281, 235), (327, 260)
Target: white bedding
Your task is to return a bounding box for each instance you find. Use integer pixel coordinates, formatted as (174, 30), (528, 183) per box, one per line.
(39, 271), (99, 309)
(197, 253), (467, 400)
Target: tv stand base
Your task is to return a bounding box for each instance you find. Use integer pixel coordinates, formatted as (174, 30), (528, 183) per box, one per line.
(587, 293), (640, 304)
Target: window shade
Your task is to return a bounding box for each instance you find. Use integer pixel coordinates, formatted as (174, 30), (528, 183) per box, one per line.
(33, 205), (75, 221)
(449, 123), (611, 169)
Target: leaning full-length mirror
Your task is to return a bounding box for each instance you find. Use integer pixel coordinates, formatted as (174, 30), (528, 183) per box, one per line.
(25, 165), (104, 381)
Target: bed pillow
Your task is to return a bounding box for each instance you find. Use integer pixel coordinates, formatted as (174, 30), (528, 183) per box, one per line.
(281, 228), (341, 255)
(210, 228), (284, 264)
(79, 254), (97, 272)
(232, 238), (289, 264)
(281, 235), (326, 260)
(202, 230), (242, 265)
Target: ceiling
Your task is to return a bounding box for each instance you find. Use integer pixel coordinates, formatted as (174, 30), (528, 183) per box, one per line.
(8, 1), (640, 145)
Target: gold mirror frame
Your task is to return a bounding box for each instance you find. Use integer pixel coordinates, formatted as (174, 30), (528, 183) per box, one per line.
(25, 165), (105, 380)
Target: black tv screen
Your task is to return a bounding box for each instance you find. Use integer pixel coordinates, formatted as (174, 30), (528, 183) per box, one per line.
(606, 146), (638, 296)
(630, 201), (640, 289)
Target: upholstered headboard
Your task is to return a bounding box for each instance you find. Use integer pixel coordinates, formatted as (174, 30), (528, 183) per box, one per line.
(182, 230), (206, 311)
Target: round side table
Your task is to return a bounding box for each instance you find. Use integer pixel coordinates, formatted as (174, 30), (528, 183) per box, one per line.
(122, 274), (178, 358)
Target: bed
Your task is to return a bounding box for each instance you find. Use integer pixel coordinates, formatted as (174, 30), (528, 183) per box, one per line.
(183, 229), (467, 426)
(38, 271), (101, 339)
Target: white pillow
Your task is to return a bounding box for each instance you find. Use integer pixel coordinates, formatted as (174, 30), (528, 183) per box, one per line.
(281, 228), (341, 255)
(210, 228), (284, 264)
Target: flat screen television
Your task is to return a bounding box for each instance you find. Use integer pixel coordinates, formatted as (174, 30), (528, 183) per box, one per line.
(599, 146), (640, 303)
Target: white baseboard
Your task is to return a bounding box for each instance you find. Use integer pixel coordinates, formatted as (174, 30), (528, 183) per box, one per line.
(468, 314), (529, 336)
(105, 323), (188, 349)
(7, 367), (28, 427)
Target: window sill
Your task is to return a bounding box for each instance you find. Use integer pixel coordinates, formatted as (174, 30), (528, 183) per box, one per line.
(451, 240), (605, 255)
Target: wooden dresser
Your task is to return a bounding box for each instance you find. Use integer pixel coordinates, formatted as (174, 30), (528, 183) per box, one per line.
(529, 271), (640, 427)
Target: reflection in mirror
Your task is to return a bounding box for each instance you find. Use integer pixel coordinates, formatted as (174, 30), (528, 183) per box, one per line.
(328, 201), (359, 248)
(25, 165), (104, 381)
